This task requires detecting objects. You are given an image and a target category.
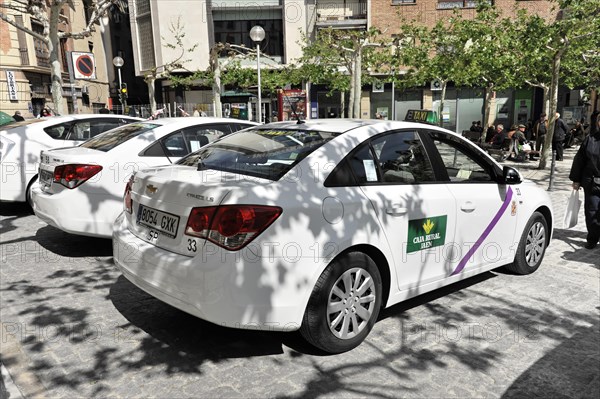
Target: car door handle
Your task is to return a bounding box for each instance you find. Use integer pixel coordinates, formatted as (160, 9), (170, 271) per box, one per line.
(386, 207), (408, 216)
(460, 202), (476, 213)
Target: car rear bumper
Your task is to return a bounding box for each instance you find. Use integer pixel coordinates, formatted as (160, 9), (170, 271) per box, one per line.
(112, 211), (307, 331)
(31, 186), (117, 238)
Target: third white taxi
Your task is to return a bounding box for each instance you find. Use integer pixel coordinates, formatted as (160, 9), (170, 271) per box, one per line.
(112, 119), (553, 353)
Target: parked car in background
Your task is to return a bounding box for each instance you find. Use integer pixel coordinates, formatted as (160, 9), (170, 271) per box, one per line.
(0, 114), (142, 205)
(112, 119), (553, 354)
(32, 118), (257, 238)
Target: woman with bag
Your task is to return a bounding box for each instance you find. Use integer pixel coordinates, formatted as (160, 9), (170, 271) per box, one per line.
(569, 114), (600, 249)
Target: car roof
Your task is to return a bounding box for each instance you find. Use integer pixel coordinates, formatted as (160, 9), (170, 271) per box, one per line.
(145, 117), (259, 128)
(0, 114), (144, 132)
(259, 118), (455, 135)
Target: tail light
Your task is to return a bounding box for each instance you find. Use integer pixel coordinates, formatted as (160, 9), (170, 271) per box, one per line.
(185, 205), (282, 250)
(124, 175), (134, 213)
(53, 164), (102, 189)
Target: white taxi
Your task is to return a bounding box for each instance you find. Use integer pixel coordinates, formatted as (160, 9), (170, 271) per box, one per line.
(0, 115), (141, 205)
(32, 118), (256, 238)
(113, 119), (553, 353)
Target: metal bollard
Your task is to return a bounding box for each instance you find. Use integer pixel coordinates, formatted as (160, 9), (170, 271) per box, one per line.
(547, 150), (556, 191)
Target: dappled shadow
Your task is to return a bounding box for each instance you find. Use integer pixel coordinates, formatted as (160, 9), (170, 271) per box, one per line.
(501, 315), (600, 398)
(0, 202), (31, 217)
(33, 226), (112, 258)
(109, 275), (287, 362)
(0, 203), (33, 237)
(552, 228), (600, 268)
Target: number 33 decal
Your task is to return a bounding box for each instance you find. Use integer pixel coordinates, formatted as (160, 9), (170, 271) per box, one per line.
(187, 239), (197, 252)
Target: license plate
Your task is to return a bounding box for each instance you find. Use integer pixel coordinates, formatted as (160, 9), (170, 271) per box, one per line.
(136, 205), (180, 238)
(39, 169), (53, 186)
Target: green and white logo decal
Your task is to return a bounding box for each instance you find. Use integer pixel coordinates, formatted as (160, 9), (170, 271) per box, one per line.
(407, 215), (447, 253)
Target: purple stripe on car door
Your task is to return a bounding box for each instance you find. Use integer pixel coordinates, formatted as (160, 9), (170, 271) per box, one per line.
(450, 187), (514, 276)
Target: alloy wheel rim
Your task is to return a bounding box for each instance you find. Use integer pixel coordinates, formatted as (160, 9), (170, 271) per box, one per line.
(525, 221), (546, 267)
(327, 267), (376, 339)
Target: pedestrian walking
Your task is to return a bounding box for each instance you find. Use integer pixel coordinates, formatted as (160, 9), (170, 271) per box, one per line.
(98, 105), (110, 114)
(569, 114), (600, 249)
(12, 111), (24, 121)
(553, 112), (568, 161)
(534, 113), (548, 152)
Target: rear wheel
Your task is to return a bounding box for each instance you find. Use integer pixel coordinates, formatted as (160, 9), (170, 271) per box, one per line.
(25, 175), (38, 209)
(505, 211), (548, 275)
(300, 252), (382, 354)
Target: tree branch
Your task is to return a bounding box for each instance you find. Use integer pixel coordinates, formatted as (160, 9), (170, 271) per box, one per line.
(0, 11), (47, 42)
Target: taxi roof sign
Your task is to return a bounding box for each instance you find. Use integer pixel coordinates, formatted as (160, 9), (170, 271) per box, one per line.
(404, 110), (438, 125)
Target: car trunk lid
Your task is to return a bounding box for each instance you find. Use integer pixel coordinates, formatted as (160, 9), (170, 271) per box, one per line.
(126, 165), (272, 256)
(38, 147), (106, 193)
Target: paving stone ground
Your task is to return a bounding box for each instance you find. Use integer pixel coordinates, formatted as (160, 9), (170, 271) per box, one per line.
(1, 145), (599, 398)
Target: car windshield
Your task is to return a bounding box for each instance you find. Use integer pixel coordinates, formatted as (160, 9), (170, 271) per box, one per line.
(177, 128), (338, 180)
(80, 122), (160, 152)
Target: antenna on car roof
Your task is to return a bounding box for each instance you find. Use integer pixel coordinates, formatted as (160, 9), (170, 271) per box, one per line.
(282, 91), (305, 125)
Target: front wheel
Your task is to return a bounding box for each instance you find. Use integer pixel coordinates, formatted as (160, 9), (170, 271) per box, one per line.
(505, 211), (548, 275)
(300, 252), (382, 354)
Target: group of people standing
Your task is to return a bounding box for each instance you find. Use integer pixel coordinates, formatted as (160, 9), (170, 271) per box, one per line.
(532, 112), (571, 161)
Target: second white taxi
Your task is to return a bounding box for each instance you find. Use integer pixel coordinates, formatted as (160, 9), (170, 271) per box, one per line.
(32, 118), (256, 238)
(112, 119), (553, 353)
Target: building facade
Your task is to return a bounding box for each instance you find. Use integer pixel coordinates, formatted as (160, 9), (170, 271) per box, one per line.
(126, 0), (597, 126)
(0, 3), (118, 117)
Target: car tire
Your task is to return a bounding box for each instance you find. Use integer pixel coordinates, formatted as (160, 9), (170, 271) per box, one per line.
(300, 252), (382, 354)
(26, 175), (38, 209)
(505, 211), (548, 275)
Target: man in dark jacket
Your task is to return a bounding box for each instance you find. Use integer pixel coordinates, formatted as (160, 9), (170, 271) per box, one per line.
(534, 113), (548, 152)
(569, 114), (600, 249)
(553, 112), (568, 161)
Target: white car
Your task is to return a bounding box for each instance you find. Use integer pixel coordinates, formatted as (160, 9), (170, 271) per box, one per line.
(0, 114), (141, 204)
(112, 119), (553, 353)
(32, 118), (257, 238)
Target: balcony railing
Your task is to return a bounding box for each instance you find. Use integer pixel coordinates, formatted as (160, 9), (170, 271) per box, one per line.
(316, 1), (367, 23)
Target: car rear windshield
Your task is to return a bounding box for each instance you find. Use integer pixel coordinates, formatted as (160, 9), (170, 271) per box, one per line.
(177, 129), (338, 180)
(80, 123), (160, 152)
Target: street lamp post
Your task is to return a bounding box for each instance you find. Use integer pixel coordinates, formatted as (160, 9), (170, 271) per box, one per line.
(250, 25), (265, 124)
(112, 56), (125, 111)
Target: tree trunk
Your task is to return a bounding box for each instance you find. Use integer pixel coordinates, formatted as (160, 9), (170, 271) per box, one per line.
(483, 82), (495, 135)
(213, 63), (222, 118)
(542, 85), (550, 117)
(146, 76), (157, 113)
(353, 46), (362, 119)
(348, 59), (355, 119)
(49, 3), (65, 115)
(438, 80), (447, 127)
(340, 91), (346, 118)
(538, 52), (561, 170)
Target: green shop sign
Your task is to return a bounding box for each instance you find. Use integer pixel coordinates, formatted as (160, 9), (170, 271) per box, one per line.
(407, 215), (447, 253)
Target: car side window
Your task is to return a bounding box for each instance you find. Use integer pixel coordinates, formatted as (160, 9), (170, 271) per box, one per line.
(44, 122), (74, 140)
(67, 121), (91, 140)
(181, 125), (226, 152)
(325, 131), (434, 186)
(87, 119), (123, 137)
(371, 131), (435, 184)
(162, 132), (188, 157)
(431, 134), (494, 182)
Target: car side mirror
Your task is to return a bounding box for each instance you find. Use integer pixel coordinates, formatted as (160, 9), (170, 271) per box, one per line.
(502, 166), (522, 185)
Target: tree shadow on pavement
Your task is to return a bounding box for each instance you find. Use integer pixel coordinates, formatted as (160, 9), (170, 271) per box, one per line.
(501, 310), (600, 398)
(552, 228), (600, 268)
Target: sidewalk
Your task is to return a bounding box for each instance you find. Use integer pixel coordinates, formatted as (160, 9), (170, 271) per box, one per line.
(501, 144), (599, 265)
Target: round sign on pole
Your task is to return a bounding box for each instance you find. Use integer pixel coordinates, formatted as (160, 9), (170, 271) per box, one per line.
(72, 52), (97, 80)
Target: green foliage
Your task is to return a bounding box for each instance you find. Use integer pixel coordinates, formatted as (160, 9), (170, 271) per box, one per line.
(297, 27), (390, 94)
